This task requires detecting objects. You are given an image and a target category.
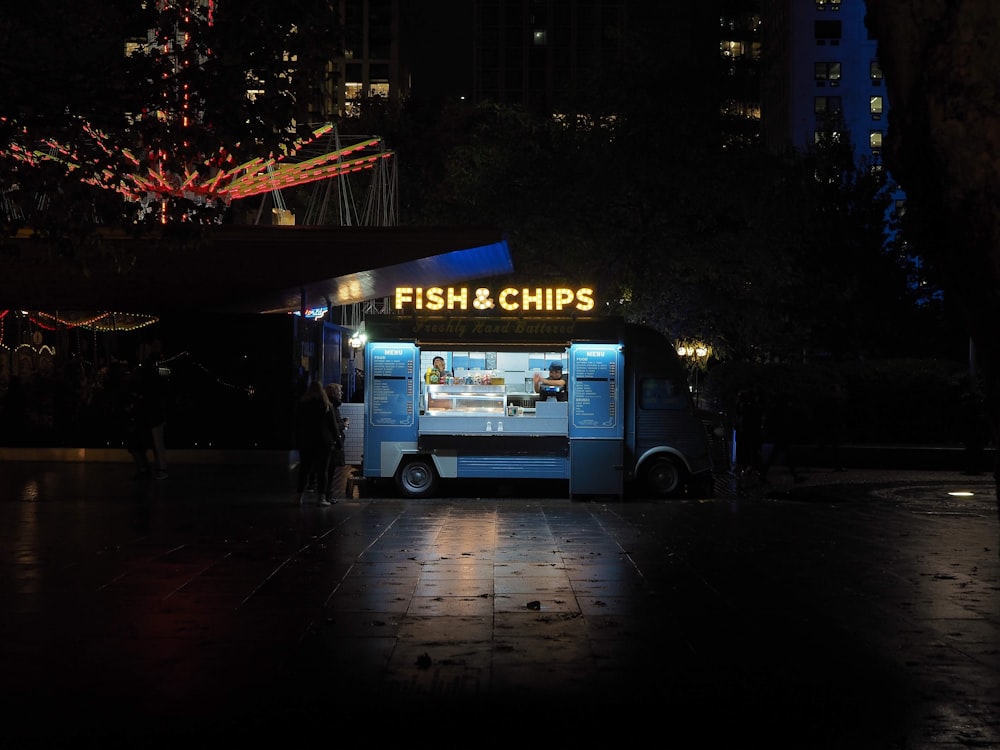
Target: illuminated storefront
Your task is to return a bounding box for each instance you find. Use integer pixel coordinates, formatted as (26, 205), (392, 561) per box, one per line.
(357, 285), (714, 500)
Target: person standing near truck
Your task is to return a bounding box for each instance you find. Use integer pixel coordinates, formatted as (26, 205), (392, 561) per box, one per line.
(294, 381), (337, 506)
(324, 382), (352, 502)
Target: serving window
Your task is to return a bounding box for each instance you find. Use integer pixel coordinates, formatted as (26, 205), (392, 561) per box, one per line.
(418, 348), (568, 417)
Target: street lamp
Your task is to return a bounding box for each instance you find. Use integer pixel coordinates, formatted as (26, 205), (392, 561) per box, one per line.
(347, 332), (366, 402)
(675, 341), (711, 408)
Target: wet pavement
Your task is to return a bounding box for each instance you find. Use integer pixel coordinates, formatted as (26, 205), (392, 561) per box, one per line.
(2, 460), (999, 748)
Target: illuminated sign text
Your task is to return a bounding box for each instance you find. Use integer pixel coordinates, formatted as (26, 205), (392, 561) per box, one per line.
(395, 286), (595, 313)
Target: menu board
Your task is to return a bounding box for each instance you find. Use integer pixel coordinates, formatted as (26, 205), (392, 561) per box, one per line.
(570, 345), (618, 429)
(369, 345), (415, 426)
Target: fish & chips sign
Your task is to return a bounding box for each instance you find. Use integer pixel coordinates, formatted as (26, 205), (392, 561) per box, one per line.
(394, 286), (595, 313)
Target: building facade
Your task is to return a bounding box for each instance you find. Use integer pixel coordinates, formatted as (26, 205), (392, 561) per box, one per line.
(469, 1), (758, 148)
(470, 0), (629, 113)
(719, 1), (763, 149)
(325, 0), (407, 118)
(761, 0), (886, 165)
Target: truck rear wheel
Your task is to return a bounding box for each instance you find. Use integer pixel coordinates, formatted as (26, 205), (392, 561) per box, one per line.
(644, 455), (686, 498)
(395, 457), (439, 498)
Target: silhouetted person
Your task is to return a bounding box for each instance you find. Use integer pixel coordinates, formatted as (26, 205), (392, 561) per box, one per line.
(294, 381), (337, 506)
(132, 359), (170, 479)
(760, 396), (803, 483)
(124, 365), (153, 479)
(324, 382), (351, 502)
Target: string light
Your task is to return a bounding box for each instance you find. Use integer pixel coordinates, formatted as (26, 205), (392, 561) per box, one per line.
(0, 309), (159, 355)
(0, 339), (57, 356)
(0, 309), (255, 398)
(32, 311), (159, 332)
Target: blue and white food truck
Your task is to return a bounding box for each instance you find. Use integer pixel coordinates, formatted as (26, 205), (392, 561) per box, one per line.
(360, 284), (714, 499)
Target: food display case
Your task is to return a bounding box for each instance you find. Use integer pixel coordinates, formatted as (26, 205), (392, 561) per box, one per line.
(425, 384), (506, 416)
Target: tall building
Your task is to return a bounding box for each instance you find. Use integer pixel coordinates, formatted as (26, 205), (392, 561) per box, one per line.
(122, 1), (408, 121)
(719, 1), (763, 149)
(761, 0), (886, 166)
(467, 1), (735, 151)
(470, 0), (629, 113)
(326, 0), (408, 118)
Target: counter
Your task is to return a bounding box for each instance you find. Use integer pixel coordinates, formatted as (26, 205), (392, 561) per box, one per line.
(418, 401), (568, 436)
(424, 384), (506, 416)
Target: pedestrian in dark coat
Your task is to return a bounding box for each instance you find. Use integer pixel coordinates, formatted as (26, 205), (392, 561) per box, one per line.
(294, 381), (337, 506)
(324, 382), (351, 502)
(128, 359), (170, 479)
(760, 395), (804, 483)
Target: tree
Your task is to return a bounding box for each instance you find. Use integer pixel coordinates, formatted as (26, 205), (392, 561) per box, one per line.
(0, 0), (341, 245)
(407, 96), (919, 364)
(396, 1), (922, 365)
(864, 1), (1000, 527)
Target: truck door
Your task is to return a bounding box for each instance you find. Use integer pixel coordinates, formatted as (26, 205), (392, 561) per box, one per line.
(363, 342), (420, 478)
(567, 342), (624, 498)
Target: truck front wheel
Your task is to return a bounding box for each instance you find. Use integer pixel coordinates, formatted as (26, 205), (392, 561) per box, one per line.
(395, 457), (440, 498)
(643, 455), (686, 498)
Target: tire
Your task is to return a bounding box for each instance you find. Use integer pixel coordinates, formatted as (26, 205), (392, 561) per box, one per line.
(395, 457), (439, 498)
(643, 455), (686, 498)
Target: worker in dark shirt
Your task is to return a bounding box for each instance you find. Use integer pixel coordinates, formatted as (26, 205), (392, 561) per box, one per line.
(533, 362), (567, 402)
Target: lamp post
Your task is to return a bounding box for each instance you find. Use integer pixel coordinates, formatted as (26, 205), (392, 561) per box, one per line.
(676, 342), (710, 408)
(347, 332), (366, 402)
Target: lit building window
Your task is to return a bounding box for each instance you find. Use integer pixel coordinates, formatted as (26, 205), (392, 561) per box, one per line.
(533, 29), (547, 45)
(720, 100), (761, 120)
(870, 130), (884, 150)
(816, 0), (842, 9)
(721, 40), (745, 58)
(344, 81), (363, 117)
(870, 95), (884, 119)
(814, 61), (841, 87)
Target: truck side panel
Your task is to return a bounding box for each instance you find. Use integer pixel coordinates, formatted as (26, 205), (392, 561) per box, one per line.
(363, 343), (419, 478)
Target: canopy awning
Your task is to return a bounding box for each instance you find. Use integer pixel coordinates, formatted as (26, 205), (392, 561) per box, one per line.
(0, 225), (514, 314)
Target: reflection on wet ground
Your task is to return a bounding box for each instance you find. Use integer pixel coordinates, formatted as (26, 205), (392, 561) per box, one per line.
(0, 461), (997, 747)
